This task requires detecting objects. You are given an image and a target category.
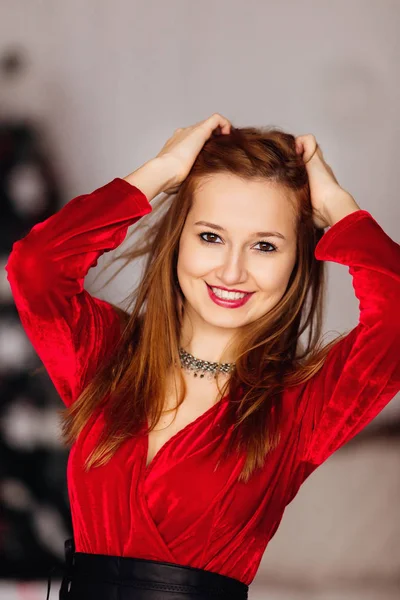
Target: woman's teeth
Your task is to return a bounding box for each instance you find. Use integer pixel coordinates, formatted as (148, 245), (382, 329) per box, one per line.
(211, 287), (247, 300)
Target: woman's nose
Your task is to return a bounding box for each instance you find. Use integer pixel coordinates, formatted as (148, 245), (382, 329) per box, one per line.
(217, 252), (247, 282)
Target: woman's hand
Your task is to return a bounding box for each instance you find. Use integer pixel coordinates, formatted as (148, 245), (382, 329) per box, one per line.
(156, 113), (232, 194)
(295, 134), (359, 229)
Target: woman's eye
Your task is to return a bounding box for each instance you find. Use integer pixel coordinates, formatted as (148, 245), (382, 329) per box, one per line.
(198, 232), (277, 253)
(199, 232), (220, 244)
(254, 241), (277, 253)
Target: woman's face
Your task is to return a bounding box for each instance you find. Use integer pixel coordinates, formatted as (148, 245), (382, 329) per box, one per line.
(176, 173), (298, 332)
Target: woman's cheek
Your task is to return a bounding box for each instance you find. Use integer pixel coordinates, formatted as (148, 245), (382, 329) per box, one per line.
(179, 240), (217, 276)
(255, 257), (295, 297)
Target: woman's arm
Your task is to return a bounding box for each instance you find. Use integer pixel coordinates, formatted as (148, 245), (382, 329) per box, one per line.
(122, 156), (176, 201)
(294, 209), (400, 477)
(4, 161), (172, 407)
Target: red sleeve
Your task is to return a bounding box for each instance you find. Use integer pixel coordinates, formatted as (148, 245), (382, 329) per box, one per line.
(295, 209), (400, 472)
(5, 178), (152, 408)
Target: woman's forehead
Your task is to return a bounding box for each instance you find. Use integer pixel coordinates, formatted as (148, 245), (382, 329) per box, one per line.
(189, 175), (296, 238)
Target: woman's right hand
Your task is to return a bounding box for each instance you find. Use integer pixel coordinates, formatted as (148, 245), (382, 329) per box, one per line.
(156, 113), (232, 194)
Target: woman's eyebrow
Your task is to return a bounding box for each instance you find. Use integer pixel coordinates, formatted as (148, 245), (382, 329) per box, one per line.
(193, 220), (286, 240)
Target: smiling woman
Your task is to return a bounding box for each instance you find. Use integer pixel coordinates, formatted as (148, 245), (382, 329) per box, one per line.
(5, 120), (400, 598)
(8, 124), (347, 483)
(175, 172), (298, 355)
(31, 124), (345, 486)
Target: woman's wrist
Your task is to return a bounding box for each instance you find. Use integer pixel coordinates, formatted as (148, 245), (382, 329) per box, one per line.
(323, 194), (362, 228)
(122, 157), (176, 202)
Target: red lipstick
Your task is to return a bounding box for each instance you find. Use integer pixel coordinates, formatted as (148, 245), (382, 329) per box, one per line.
(206, 283), (254, 309)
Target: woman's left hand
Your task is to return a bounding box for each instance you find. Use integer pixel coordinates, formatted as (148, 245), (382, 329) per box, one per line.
(295, 134), (359, 229)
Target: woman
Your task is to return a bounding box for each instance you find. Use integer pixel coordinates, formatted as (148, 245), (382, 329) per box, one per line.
(5, 113), (400, 599)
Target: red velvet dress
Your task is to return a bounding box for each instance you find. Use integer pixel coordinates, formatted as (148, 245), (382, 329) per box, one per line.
(5, 178), (400, 586)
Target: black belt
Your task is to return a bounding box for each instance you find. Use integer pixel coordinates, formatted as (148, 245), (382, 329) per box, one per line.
(46, 538), (249, 599)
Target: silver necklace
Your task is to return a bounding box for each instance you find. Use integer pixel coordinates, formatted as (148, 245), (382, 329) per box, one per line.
(178, 347), (236, 380)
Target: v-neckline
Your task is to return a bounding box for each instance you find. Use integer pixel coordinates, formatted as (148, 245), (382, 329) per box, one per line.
(142, 394), (228, 476)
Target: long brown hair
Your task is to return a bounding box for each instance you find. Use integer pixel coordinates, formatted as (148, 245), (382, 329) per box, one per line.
(36, 125), (349, 483)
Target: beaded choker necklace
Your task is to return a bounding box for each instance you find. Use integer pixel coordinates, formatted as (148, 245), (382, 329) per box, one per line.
(178, 347), (236, 380)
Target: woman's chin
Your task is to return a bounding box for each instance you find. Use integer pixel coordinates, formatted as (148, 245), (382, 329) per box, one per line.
(200, 311), (253, 330)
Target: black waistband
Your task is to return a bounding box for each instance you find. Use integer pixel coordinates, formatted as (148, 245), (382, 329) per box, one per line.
(48, 538), (249, 600)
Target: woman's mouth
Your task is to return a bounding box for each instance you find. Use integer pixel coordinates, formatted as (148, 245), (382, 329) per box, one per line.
(205, 283), (254, 309)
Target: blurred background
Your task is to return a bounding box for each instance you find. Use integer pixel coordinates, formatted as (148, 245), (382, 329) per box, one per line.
(0, 1), (399, 598)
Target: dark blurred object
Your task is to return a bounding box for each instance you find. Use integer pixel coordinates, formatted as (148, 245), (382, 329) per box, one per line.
(0, 45), (72, 579)
(0, 120), (62, 250)
(0, 47), (28, 78)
